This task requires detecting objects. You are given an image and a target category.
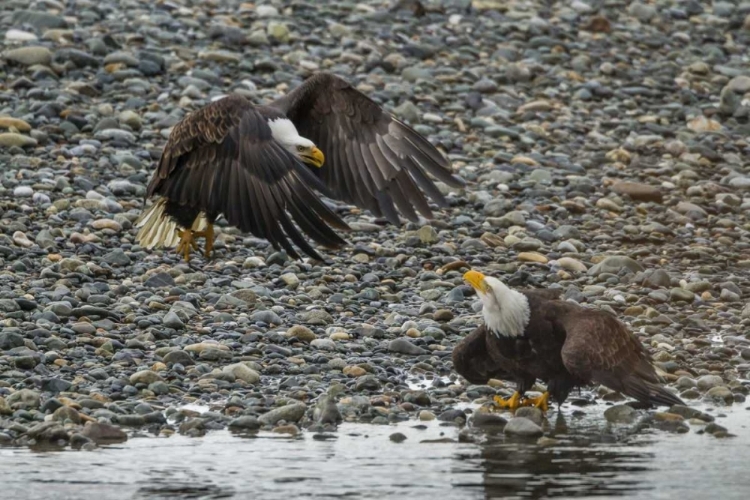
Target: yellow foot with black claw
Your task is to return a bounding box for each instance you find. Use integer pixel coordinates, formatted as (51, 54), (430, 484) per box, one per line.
(524, 392), (550, 412)
(193, 223), (214, 259)
(176, 229), (199, 262)
(493, 391), (524, 411)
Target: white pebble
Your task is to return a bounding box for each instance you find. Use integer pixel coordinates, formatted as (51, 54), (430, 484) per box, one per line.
(13, 186), (33, 198)
(86, 190), (104, 200)
(423, 113), (443, 123)
(32, 192), (51, 204)
(5, 29), (38, 42)
(256, 5), (279, 17)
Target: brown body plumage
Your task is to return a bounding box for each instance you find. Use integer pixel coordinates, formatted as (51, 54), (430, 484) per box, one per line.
(135, 73), (464, 261)
(455, 271), (684, 409)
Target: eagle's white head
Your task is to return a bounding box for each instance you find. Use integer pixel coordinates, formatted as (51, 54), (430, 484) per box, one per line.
(267, 117), (325, 168)
(464, 270), (530, 338)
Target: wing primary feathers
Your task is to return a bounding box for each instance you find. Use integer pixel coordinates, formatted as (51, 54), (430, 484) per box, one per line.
(387, 172), (420, 222)
(286, 189), (345, 248)
(358, 138), (388, 191)
(397, 168), (434, 219)
(393, 119), (453, 170)
(375, 191), (401, 226)
(272, 72), (464, 225)
(402, 156), (449, 208)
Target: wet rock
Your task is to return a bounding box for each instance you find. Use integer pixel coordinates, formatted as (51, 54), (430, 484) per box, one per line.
(81, 422), (127, 444)
(668, 405), (714, 422)
(389, 432), (407, 443)
(438, 409), (466, 422)
(471, 412), (508, 428)
(27, 422), (69, 443)
(604, 404), (637, 424)
(314, 395), (342, 425)
(52, 406), (81, 424)
(228, 416), (261, 431)
(696, 375), (724, 391)
(70, 433), (94, 450)
(705, 386), (734, 405)
(418, 410), (436, 421)
(258, 403), (307, 426)
(515, 407), (544, 426)
(503, 417), (544, 437)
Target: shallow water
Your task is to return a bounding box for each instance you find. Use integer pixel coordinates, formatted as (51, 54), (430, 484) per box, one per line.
(1, 403), (749, 500)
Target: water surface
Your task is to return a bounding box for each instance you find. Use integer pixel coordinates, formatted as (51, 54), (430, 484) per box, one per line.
(1, 404), (748, 500)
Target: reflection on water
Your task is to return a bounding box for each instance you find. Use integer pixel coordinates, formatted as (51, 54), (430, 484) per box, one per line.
(456, 415), (654, 499)
(1, 404), (748, 500)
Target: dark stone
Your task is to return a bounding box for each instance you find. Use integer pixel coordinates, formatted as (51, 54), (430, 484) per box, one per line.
(144, 272), (176, 288)
(471, 412), (508, 428)
(389, 432), (407, 443)
(228, 416), (261, 431)
(438, 409), (466, 422)
(0, 331), (25, 350)
(42, 378), (72, 394)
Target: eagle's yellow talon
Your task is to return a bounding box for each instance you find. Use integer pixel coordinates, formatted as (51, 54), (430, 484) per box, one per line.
(193, 223), (215, 259)
(525, 392), (550, 412)
(493, 391), (523, 411)
(177, 223), (215, 261)
(176, 229), (196, 262)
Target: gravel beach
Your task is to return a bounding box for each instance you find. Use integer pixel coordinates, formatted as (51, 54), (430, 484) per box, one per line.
(1, 0), (750, 451)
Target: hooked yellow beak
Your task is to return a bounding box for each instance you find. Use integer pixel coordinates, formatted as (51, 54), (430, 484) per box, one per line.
(303, 146), (325, 168)
(464, 270), (489, 293)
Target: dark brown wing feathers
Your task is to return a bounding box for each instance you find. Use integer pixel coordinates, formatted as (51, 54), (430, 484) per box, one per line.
(147, 95), (348, 260)
(452, 325), (512, 385)
(558, 307), (683, 407)
(272, 72), (465, 225)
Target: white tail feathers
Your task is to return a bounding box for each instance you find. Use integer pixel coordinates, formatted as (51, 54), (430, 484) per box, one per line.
(135, 198), (208, 250)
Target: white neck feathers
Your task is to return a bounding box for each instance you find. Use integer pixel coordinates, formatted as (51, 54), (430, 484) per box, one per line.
(267, 117), (313, 149)
(480, 278), (531, 338)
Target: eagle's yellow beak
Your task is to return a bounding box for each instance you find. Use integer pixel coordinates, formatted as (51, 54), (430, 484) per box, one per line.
(464, 270), (489, 293)
(303, 146), (325, 168)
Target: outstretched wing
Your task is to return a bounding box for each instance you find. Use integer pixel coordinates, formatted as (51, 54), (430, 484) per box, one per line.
(271, 72), (465, 225)
(558, 308), (683, 407)
(147, 94), (349, 260)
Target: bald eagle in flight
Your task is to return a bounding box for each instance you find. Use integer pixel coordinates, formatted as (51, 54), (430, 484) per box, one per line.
(135, 72), (464, 261)
(454, 270), (685, 411)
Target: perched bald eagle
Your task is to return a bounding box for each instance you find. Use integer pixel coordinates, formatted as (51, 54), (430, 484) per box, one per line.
(135, 72), (464, 261)
(454, 270), (684, 411)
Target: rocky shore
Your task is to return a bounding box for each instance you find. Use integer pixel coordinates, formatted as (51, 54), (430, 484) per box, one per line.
(1, 0), (750, 450)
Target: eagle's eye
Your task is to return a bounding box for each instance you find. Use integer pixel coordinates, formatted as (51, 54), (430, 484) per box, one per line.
(297, 145), (306, 152)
